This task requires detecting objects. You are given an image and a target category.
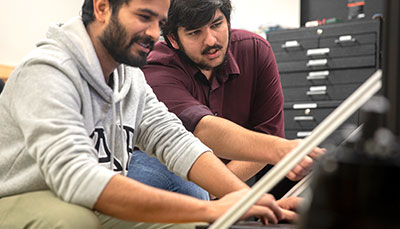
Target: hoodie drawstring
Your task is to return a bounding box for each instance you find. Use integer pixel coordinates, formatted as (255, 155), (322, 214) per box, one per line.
(110, 95), (116, 171)
(118, 103), (127, 175)
(110, 68), (127, 175)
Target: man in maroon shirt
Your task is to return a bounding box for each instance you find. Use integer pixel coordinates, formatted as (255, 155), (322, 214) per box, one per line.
(128, 0), (324, 200)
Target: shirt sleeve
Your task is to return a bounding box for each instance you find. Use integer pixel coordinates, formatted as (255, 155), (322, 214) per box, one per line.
(135, 83), (211, 179)
(142, 65), (213, 132)
(11, 63), (115, 208)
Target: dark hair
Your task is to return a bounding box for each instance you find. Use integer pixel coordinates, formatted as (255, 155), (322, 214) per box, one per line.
(81, 0), (132, 27)
(162, 0), (232, 39)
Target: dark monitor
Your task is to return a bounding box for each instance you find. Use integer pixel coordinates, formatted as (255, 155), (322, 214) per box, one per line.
(382, 0), (400, 136)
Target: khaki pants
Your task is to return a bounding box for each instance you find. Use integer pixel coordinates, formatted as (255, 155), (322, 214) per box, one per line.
(0, 191), (206, 229)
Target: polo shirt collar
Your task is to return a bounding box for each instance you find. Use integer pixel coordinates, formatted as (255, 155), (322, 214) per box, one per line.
(224, 49), (240, 77)
(193, 48), (240, 84)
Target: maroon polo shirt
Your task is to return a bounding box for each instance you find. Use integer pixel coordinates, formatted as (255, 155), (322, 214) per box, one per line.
(142, 29), (284, 138)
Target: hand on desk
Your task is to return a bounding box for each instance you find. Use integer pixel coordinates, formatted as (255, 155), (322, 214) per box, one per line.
(277, 196), (302, 223)
(209, 190), (303, 225)
(210, 189), (283, 224)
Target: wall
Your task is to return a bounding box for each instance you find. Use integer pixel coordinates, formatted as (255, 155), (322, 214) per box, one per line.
(0, 0), (299, 67)
(0, 0), (82, 66)
(231, 0), (300, 33)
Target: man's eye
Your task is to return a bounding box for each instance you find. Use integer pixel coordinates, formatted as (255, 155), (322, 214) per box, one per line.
(139, 15), (151, 21)
(188, 30), (200, 36)
(211, 22), (222, 29)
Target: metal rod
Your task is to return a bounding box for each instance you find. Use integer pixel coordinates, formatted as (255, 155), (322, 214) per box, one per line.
(281, 124), (364, 199)
(209, 70), (382, 229)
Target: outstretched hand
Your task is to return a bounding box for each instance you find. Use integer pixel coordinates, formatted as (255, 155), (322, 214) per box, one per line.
(279, 139), (326, 181)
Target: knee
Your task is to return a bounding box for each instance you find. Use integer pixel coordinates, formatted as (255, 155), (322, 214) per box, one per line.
(0, 191), (102, 229)
(46, 207), (101, 229)
(41, 200), (102, 228)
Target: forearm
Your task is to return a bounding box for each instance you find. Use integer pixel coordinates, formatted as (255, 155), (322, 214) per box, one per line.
(188, 151), (249, 198)
(95, 151), (250, 223)
(226, 160), (266, 182)
(94, 174), (214, 223)
(194, 115), (288, 164)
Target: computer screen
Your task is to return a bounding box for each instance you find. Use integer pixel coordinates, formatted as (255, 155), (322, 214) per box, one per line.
(382, 0), (400, 136)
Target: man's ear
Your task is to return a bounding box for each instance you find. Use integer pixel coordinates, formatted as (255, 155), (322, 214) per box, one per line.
(167, 34), (180, 50)
(93, 0), (110, 23)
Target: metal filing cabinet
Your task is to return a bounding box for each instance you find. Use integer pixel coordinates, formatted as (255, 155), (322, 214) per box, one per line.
(267, 20), (380, 141)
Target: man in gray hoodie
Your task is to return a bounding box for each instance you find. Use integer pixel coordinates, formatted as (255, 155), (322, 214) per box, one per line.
(0, 0), (301, 228)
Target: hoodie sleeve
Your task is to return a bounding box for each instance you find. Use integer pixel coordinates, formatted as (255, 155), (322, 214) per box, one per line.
(135, 83), (212, 180)
(10, 63), (116, 208)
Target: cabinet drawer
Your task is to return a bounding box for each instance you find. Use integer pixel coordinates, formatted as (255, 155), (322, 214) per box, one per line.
(317, 20), (380, 38)
(275, 44), (375, 62)
(285, 126), (358, 147)
(278, 55), (375, 73)
(320, 33), (377, 48)
(280, 68), (377, 88)
(268, 20), (379, 62)
(284, 106), (359, 131)
(283, 83), (363, 102)
(267, 20), (379, 43)
(269, 39), (318, 54)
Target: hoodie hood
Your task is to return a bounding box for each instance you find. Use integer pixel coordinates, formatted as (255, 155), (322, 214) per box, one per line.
(37, 16), (131, 103)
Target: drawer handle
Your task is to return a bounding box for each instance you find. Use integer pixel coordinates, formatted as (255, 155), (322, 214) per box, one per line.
(281, 40), (300, 49)
(307, 48), (330, 56)
(293, 103), (318, 109)
(294, 116), (314, 121)
(297, 131), (312, 138)
(307, 90), (327, 95)
(307, 70), (330, 80)
(306, 59), (328, 67)
(335, 35), (356, 44)
(307, 85), (327, 96)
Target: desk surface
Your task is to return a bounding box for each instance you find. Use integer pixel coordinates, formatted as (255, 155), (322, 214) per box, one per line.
(196, 221), (297, 229)
(0, 64), (14, 82)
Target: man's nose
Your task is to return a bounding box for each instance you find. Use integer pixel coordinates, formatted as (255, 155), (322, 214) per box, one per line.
(203, 28), (217, 46)
(145, 21), (160, 42)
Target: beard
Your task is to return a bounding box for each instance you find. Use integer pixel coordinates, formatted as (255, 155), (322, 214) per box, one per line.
(99, 14), (155, 68)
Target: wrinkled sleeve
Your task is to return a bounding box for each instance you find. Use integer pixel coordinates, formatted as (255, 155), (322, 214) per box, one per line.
(135, 83), (211, 180)
(10, 63), (115, 208)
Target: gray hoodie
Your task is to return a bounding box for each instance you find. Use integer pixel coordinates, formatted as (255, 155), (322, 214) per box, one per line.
(0, 17), (210, 208)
